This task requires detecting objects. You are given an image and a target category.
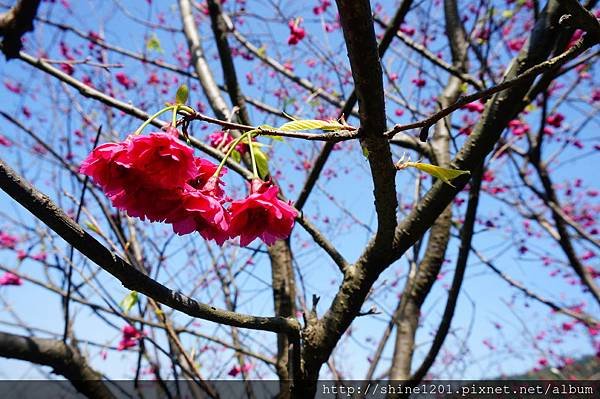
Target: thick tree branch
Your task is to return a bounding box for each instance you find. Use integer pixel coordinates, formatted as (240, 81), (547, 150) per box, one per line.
(0, 330), (115, 399)
(334, 0), (398, 249)
(297, 2), (406, 392)
(294, 0), (414, 211)
(0, 0), (40, 58)
(558, 0), (600, 40)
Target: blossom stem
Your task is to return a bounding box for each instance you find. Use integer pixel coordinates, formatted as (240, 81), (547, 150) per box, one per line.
(133, 105), (176, 135)
(213, 131), (253, 178)
(247, 131), (259, 178)
(171, 105), (179, 127)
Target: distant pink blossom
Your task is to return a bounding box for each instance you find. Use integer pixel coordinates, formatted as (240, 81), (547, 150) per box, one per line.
(227, 363), (253, 377)
(0, 272), (22, 286)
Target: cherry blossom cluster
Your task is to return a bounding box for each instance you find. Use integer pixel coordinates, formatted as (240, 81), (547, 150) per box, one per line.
(80, 128), (297, 246)
(0, 272), (22, 286)
(117, 325), (144, 351)
(287, 18), (306, 45)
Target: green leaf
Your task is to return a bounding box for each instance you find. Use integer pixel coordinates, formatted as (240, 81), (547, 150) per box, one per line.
(231, 149), (241, 163)
(362, 146), (369, 158)
(253, 146), (269, 178)
(175, 84), (189, 105)
(120, 291), (139, 313)
(278, 119), (344, 132)
(146, 34), (163, 53)
(85, 221), (100, 234)
(502, 9), (513, 18)
(257, 45), (267, 58)
(406, 162), (470, 187)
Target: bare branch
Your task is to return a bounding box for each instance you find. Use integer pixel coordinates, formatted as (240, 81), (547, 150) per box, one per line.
(384, 35), (597, 139)
(373, 17), (483, 90)
(473, 249), (600, 327)
(0, 330), (115, 399)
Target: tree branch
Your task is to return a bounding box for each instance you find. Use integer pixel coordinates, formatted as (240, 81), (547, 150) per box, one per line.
(0, 330), (115, 399)
(384, 35), (598, 139)
(294, 0), (414, 211)
(0, 159), (301, 336)
(0, 0), (40, 58)
(334, 0), (398, 249)
(557, 0), (600, 40)
(473, 249), (600, 327)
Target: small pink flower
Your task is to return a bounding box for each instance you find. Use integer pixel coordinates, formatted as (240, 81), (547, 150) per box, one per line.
(0, 134), (12, 147)
(117, 325), (144, 351)
(482, 339), (495, 350)
(117, 338), (137, 351)
(412, 78), (426, 87)
(0, 272), (22, 286)
(227, 363), (253, 377)
(508, 119), (530, 136)
(16, 250), (27, 261)
(312, 0), (331, 15)
(122, 324), (143, 340)
(172, 187), (230, 245)
(4, 80), (22, 94)
(508, 37), (526, 52)
(287, 19), (306, 45)
(546, 113), (564, 128)
(400, 24), (415, 36)
(463, 101), (485, 113)
(147, 72), (160, 85)
(0, 232), (18, 248)
(115, 72), (136, 90)
(31, 252), (47, 262)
